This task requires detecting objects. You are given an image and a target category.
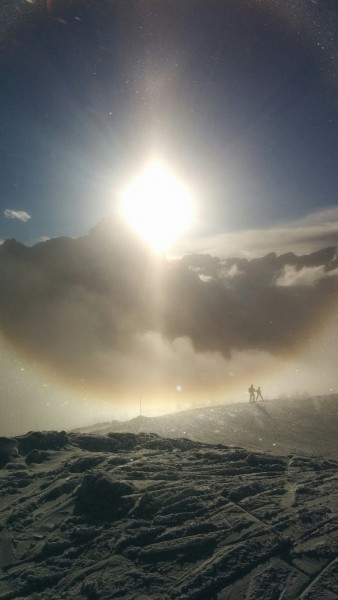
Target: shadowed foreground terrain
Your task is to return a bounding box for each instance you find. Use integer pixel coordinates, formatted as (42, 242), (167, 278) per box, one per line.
(0, 429), (337, 599)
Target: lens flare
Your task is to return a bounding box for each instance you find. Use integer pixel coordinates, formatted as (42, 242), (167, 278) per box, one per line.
(118, 161), (194, 252)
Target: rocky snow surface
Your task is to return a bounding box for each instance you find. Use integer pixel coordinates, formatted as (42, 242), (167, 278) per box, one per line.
(0, 429), (337, 599)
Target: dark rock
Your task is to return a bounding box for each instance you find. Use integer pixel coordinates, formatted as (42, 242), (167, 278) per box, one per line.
(70, 434), (119, 453)
(5, 462), (28, 470)
(226, 482), (265, 502)
(70, 431), (164, 453)
(74, 472), (135, 521)
(25, 449), (47, 465)
(144, 437), (199, 452)
(66, 455), (105, 472)
(107, 432), (146, 450)
(15, 431), (68, 455)
(130, 492), (158, 519)
(138, 532), (218, 563)
(246, 452), (287, 470)
(0, 437), (18, 467)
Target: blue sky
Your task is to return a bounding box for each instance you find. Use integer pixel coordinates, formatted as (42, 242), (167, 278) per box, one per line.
(1, 0), (338, 254)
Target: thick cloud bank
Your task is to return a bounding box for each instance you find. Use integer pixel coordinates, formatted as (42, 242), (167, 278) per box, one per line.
(0, 215), (337, 394)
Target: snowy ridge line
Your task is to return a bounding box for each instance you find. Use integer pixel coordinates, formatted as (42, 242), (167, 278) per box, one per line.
(73, 395), (338, 460)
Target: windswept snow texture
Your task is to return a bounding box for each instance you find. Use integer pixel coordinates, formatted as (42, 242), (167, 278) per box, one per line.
(0, 430), (337, 599)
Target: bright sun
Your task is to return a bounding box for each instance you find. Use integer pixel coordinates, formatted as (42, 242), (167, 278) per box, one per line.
(118, 161), (194, 252)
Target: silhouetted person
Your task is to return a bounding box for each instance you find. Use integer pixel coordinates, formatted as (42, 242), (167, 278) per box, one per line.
(248, 384), (256, 403)
(256, 386), (263, 401)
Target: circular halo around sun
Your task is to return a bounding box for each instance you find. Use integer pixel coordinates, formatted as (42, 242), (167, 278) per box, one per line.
(118, 161), (194, 252)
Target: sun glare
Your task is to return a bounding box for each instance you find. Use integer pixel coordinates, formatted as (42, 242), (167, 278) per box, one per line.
(119, 161), (194, 252)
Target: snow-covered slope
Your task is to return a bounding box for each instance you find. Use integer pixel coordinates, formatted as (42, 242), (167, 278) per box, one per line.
(74, 395), (338, 460)
(0, 429), (337, 599)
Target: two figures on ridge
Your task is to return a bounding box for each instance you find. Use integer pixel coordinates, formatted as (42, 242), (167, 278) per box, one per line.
(248, 384), (263, 403)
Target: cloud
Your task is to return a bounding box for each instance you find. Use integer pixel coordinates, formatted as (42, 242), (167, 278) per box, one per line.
(0, 215), (337, 403)
(277, 265), (338, 287)
(277, 265), (324, 287)
(4, 209), (31, 222)
(173, 206), (338, 259)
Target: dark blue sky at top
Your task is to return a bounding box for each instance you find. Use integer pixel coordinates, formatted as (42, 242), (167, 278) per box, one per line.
(1, 0), (338, 245)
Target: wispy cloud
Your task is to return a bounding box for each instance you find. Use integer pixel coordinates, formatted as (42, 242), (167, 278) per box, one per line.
(277, 265), (327, 287)
(4, 209), (31, 222)
(173, 206), (338, 258)
(276, 264), (338, 287)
